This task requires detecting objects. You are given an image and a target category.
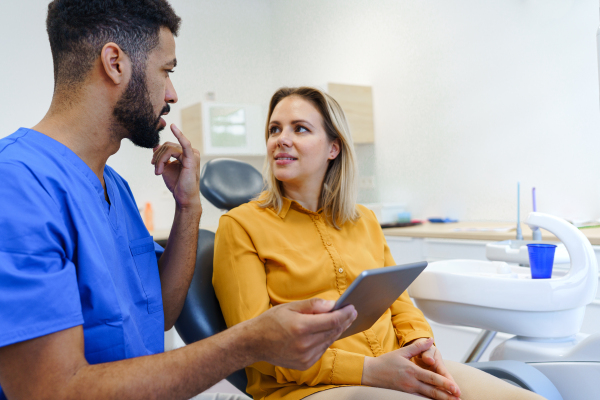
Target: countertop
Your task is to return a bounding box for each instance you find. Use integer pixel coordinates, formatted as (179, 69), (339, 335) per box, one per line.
(383, 221), (600, 246)
(152, 222), (600, 246)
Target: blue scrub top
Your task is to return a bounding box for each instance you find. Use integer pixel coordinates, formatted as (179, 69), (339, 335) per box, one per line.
(0, 129), (165, 399)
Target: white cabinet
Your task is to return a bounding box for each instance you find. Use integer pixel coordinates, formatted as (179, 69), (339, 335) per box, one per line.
(386, 236), (492, 264)
(423, 238), (491, 262)
(384, 237), (424, 264)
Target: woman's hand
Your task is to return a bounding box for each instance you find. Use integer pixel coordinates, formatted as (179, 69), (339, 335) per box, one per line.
(361, 338), (461, 400)
(409, 338), (458, 394)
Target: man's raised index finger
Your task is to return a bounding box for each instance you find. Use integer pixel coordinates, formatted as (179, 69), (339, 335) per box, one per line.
(170, 124), (195, 160)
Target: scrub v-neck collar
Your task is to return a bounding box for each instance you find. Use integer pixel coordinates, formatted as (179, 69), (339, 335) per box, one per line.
(26, 128), (119, 227)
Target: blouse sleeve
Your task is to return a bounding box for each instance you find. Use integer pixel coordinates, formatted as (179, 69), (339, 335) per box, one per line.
(379, 221), (434, 346)
(213, 215), (364, 386)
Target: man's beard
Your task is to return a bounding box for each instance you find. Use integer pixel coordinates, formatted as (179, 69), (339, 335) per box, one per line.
(113, 66), (169, 149)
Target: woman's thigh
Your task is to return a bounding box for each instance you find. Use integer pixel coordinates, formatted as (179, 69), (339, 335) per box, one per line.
(446, 360), (546, 400)
(303, 386), (422, 400)
(304, 361), (548, 400)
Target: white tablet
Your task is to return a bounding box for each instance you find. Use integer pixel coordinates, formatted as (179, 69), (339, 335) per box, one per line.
(332, 261), (428, 339)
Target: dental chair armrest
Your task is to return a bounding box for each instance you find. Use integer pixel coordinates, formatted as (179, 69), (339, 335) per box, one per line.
(467, 360), (563, 400)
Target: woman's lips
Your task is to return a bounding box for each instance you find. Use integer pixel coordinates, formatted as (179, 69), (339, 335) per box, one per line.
(275, 157), (296, 165)
(274, 153), (297, 165)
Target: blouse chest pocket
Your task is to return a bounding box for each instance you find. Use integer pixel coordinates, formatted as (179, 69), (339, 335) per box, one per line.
(129, 237), (163, 314)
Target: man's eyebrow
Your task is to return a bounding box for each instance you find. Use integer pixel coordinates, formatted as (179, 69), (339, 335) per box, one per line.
(164, 58), (177, 68)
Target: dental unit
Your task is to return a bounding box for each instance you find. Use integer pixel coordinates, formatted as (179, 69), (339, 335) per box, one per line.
(409, 212), (600, 400)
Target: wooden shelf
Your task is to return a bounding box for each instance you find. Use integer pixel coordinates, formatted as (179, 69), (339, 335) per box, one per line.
(328, 83), (374, 144)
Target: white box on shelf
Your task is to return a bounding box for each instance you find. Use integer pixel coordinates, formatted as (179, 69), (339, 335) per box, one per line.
(362, 203), (409, 224)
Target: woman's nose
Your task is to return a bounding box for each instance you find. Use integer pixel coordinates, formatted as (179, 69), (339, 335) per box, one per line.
(276, 129), (293, 147)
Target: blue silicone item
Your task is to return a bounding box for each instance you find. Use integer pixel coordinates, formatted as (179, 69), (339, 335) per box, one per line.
(527, 244), (556, 279)
(428, 218), (458, 223)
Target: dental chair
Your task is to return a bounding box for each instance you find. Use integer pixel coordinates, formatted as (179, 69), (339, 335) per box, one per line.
(175, 158), (264, 395)
(175, 158), (562, 398)
(410, 212), (599, 400)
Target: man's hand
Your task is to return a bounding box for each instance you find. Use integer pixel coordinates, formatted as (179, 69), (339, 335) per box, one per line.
(361, 338), (461, 400)
(151, 124), (201, 209)
(410, 338), (459, 395)
(241, 299), (357, 370)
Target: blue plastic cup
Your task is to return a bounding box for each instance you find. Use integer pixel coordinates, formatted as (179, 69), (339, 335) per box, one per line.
(527, 244), (556, 279)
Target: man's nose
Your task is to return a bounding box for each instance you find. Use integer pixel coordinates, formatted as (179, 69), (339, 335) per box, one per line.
(165, 77), (178, 104)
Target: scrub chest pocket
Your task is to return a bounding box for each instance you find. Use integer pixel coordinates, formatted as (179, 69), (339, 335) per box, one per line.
(129, 237), (163, 314)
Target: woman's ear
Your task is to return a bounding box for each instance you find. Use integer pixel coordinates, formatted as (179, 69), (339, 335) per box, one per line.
(328, 138), (341, 160)
(100, 42), (131, 85)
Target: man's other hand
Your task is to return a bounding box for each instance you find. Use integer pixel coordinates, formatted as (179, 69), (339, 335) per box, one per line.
(243, 299), (357, 370)
(151, 124), (201, 210)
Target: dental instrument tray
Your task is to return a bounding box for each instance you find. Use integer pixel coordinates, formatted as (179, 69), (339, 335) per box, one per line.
(486, 240), (569, 265)
(332, 261), (428, 339)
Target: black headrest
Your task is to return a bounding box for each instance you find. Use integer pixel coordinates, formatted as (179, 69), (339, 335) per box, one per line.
(200, 158), (264, 211)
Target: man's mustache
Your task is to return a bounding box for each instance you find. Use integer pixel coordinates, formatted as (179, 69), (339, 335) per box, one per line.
(155, 104), (171, 128)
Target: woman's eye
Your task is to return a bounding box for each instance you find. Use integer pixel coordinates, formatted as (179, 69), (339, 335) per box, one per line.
(268, 126), (280, 135)
(296, 125), (308, 133)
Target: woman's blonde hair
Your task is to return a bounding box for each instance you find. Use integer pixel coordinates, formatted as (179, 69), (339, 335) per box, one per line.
(257, 87), (360, 229)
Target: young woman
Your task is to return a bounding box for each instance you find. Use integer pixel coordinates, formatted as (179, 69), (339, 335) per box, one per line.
(213, 87), (544, 400)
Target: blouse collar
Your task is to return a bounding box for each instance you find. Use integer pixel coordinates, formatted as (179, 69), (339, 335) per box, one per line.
(278, 196), (322, 219)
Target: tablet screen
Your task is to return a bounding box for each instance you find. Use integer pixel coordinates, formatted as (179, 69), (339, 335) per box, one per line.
(333, 261), (427, 339)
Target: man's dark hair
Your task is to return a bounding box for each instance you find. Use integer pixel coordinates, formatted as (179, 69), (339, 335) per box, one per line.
(46, 0), (181, 90)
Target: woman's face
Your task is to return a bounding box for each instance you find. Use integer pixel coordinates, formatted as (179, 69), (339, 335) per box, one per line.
(267, 96), (340, 191)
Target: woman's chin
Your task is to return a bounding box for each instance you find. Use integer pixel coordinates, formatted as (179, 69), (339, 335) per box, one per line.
(274, 172), (301, 186)
(274, 174), (293, 183)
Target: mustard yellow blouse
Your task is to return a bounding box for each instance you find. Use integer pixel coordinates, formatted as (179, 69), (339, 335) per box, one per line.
(213, 197), (433, 400)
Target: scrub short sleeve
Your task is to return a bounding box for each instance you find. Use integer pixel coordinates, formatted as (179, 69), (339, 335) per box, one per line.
(154, 241), (164, 260)
(0, 163), (83, 347)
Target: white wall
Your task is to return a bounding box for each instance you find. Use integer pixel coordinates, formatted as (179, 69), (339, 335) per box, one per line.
(268, 0), (600, 222)
(0, 2), (54, 133)
(2, 0), (600, 229)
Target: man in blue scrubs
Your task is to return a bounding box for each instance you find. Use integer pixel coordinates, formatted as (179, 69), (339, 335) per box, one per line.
(0, 1), (356, 399)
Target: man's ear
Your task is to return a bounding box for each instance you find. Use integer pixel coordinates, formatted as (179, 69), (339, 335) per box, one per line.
(100, 42), (130, 85)
(328, 138), (341, 160)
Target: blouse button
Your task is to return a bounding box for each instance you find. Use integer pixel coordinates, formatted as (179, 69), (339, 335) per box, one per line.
(339, 268), (344, 273)
(314, 215), (320, 220)
(326, 241), (332, 246)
